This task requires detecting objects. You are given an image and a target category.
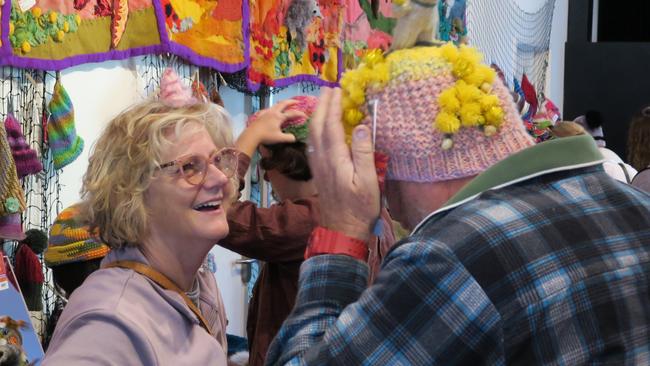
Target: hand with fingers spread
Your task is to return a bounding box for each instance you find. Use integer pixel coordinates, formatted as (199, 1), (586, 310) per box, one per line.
(236, 99), (307, 158)
(307, 87), (380, 241)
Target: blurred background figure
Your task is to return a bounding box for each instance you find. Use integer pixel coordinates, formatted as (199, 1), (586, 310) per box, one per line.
(572, 113), (637, 183)
(629, 106), (650, 193)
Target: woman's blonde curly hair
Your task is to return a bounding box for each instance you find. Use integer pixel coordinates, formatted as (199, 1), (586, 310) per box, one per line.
(80, 100), (234, 249)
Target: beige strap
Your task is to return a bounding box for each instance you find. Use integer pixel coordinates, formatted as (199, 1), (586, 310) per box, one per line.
(104, 260), (213, 336)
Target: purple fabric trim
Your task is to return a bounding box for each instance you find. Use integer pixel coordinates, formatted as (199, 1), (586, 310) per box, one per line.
(151, 0), (170, 44)
(1, 44), (167, 70)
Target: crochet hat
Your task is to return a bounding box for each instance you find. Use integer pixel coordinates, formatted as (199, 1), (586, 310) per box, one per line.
(0, 123), (26, 216)
(44, 204), (110, 267)
(159, 68), (198, 108)
(5, 113), (43, 178)
(340, 44), (535, 183)
(47, 78), (84, 170)
(248, 95), (318, 143)
(0, 213), (25, 240)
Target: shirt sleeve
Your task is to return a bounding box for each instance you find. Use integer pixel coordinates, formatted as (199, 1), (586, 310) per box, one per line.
(220, 198), (320, 263)
(43, 310), (158, 366)
(265, 239), (503, 365)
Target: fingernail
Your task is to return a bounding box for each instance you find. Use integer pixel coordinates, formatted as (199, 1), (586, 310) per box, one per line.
(354, 128), (369, 141)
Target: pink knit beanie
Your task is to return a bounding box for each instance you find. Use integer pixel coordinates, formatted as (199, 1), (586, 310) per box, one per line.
(340, 45), (535, 183)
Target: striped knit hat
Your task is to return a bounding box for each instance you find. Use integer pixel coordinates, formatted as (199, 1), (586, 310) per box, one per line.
(340, 44), (534, 182)
(5, 113), (43, 178)
(0, 122), (26, 216)
(44, 204), (109, 267)
(47, 78), (84, 170)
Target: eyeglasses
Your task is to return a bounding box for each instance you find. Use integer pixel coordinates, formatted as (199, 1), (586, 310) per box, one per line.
(159, 148), (239, 185)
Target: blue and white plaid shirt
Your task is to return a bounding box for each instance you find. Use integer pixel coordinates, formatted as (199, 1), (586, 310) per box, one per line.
(266, 136), (650, 365)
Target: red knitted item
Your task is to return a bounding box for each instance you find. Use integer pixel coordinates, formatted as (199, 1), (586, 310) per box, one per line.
(13, 244), (44, 284)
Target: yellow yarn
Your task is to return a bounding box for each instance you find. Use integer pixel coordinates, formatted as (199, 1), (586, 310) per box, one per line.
(435, 112), (461, 134)
(459, 103), (484, 127)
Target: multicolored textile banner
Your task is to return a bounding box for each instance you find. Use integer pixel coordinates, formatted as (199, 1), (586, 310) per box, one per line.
(0, 0), (248, 71)
(247, 0), (344, 91)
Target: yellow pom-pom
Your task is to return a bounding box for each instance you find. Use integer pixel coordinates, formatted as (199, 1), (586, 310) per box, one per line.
(21, 41), (31, 53)
(344, 109), (364, 126)
(75, 14), (81, 25)
(455, 81), (481, 103)
(440, 43), (459, 63)
(438, 88), (460, 112)
(31, 7), (42, 18)
(435, 112), (461, 134)
(348, 88), (365, 106)
(63, 21), (69, 32)
(485, 106), (505, 126)
(464, 64), (496, 86)
(49, 12), (58, 23)
(372, 63), (390, 87)
(363, 49), (384, 67)
(9, 22), (14, 36)
(459, 45), (482, 64)
(479, 94), (500, 111)
(459, 103), (482, 127)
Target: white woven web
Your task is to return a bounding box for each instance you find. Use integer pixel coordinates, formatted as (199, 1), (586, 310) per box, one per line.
(467, 0), (556, 94)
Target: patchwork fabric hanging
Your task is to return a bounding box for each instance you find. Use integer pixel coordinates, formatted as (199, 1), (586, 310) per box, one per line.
(47, 76), (84, 170)
(247, 0), (344, 91)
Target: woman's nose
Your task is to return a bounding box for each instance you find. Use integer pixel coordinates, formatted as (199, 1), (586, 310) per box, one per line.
(202, 163), (229, 188)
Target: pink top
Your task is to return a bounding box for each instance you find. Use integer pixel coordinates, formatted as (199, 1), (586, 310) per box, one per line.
(43, 246), (228, 365)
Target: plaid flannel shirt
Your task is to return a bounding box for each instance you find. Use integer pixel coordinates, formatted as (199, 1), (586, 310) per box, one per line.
(266, 136), (650, 365)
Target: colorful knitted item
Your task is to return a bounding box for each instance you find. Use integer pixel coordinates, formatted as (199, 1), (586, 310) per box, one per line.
(159, 68), (198, 107)
(5, 113), (43, 178)
(44, 204), (110, 267)
(248, 95), (318, 143)
(0, 213), (26, 240)
(339, 45), (535, 183)
(0, 123), (26, 216)
(47, 78), (84, 170)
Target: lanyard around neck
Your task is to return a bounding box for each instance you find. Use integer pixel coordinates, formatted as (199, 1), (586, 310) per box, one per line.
(104, 260), (213, 336)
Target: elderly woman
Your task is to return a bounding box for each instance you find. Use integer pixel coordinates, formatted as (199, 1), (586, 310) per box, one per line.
(43, 80), (239, 364)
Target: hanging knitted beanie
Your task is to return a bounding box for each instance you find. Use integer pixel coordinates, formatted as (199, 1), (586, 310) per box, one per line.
(0, 122), (26, 216)
(5, 113), (43, 178)
(44, 203), (110, 267)
(339, 44), (534, 183)
(47, 78), (84, 170)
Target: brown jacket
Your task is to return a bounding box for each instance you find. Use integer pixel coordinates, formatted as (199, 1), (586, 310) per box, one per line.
(220, 156), (395, 365)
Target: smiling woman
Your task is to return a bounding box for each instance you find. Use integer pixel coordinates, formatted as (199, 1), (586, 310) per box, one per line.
(42, 96), (236, 365)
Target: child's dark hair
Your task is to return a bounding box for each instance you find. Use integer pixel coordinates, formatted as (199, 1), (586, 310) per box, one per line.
(259, 141), (312, 181)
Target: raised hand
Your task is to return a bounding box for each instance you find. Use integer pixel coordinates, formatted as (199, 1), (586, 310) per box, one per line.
(307, 88), (380, 241)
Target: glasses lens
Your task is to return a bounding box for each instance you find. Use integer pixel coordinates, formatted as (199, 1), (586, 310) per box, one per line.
(181, 155), (206, 185)
(214, 150), (237, 178)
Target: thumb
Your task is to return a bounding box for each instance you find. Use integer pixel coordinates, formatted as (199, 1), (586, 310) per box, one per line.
(350, 125), (378, 186)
